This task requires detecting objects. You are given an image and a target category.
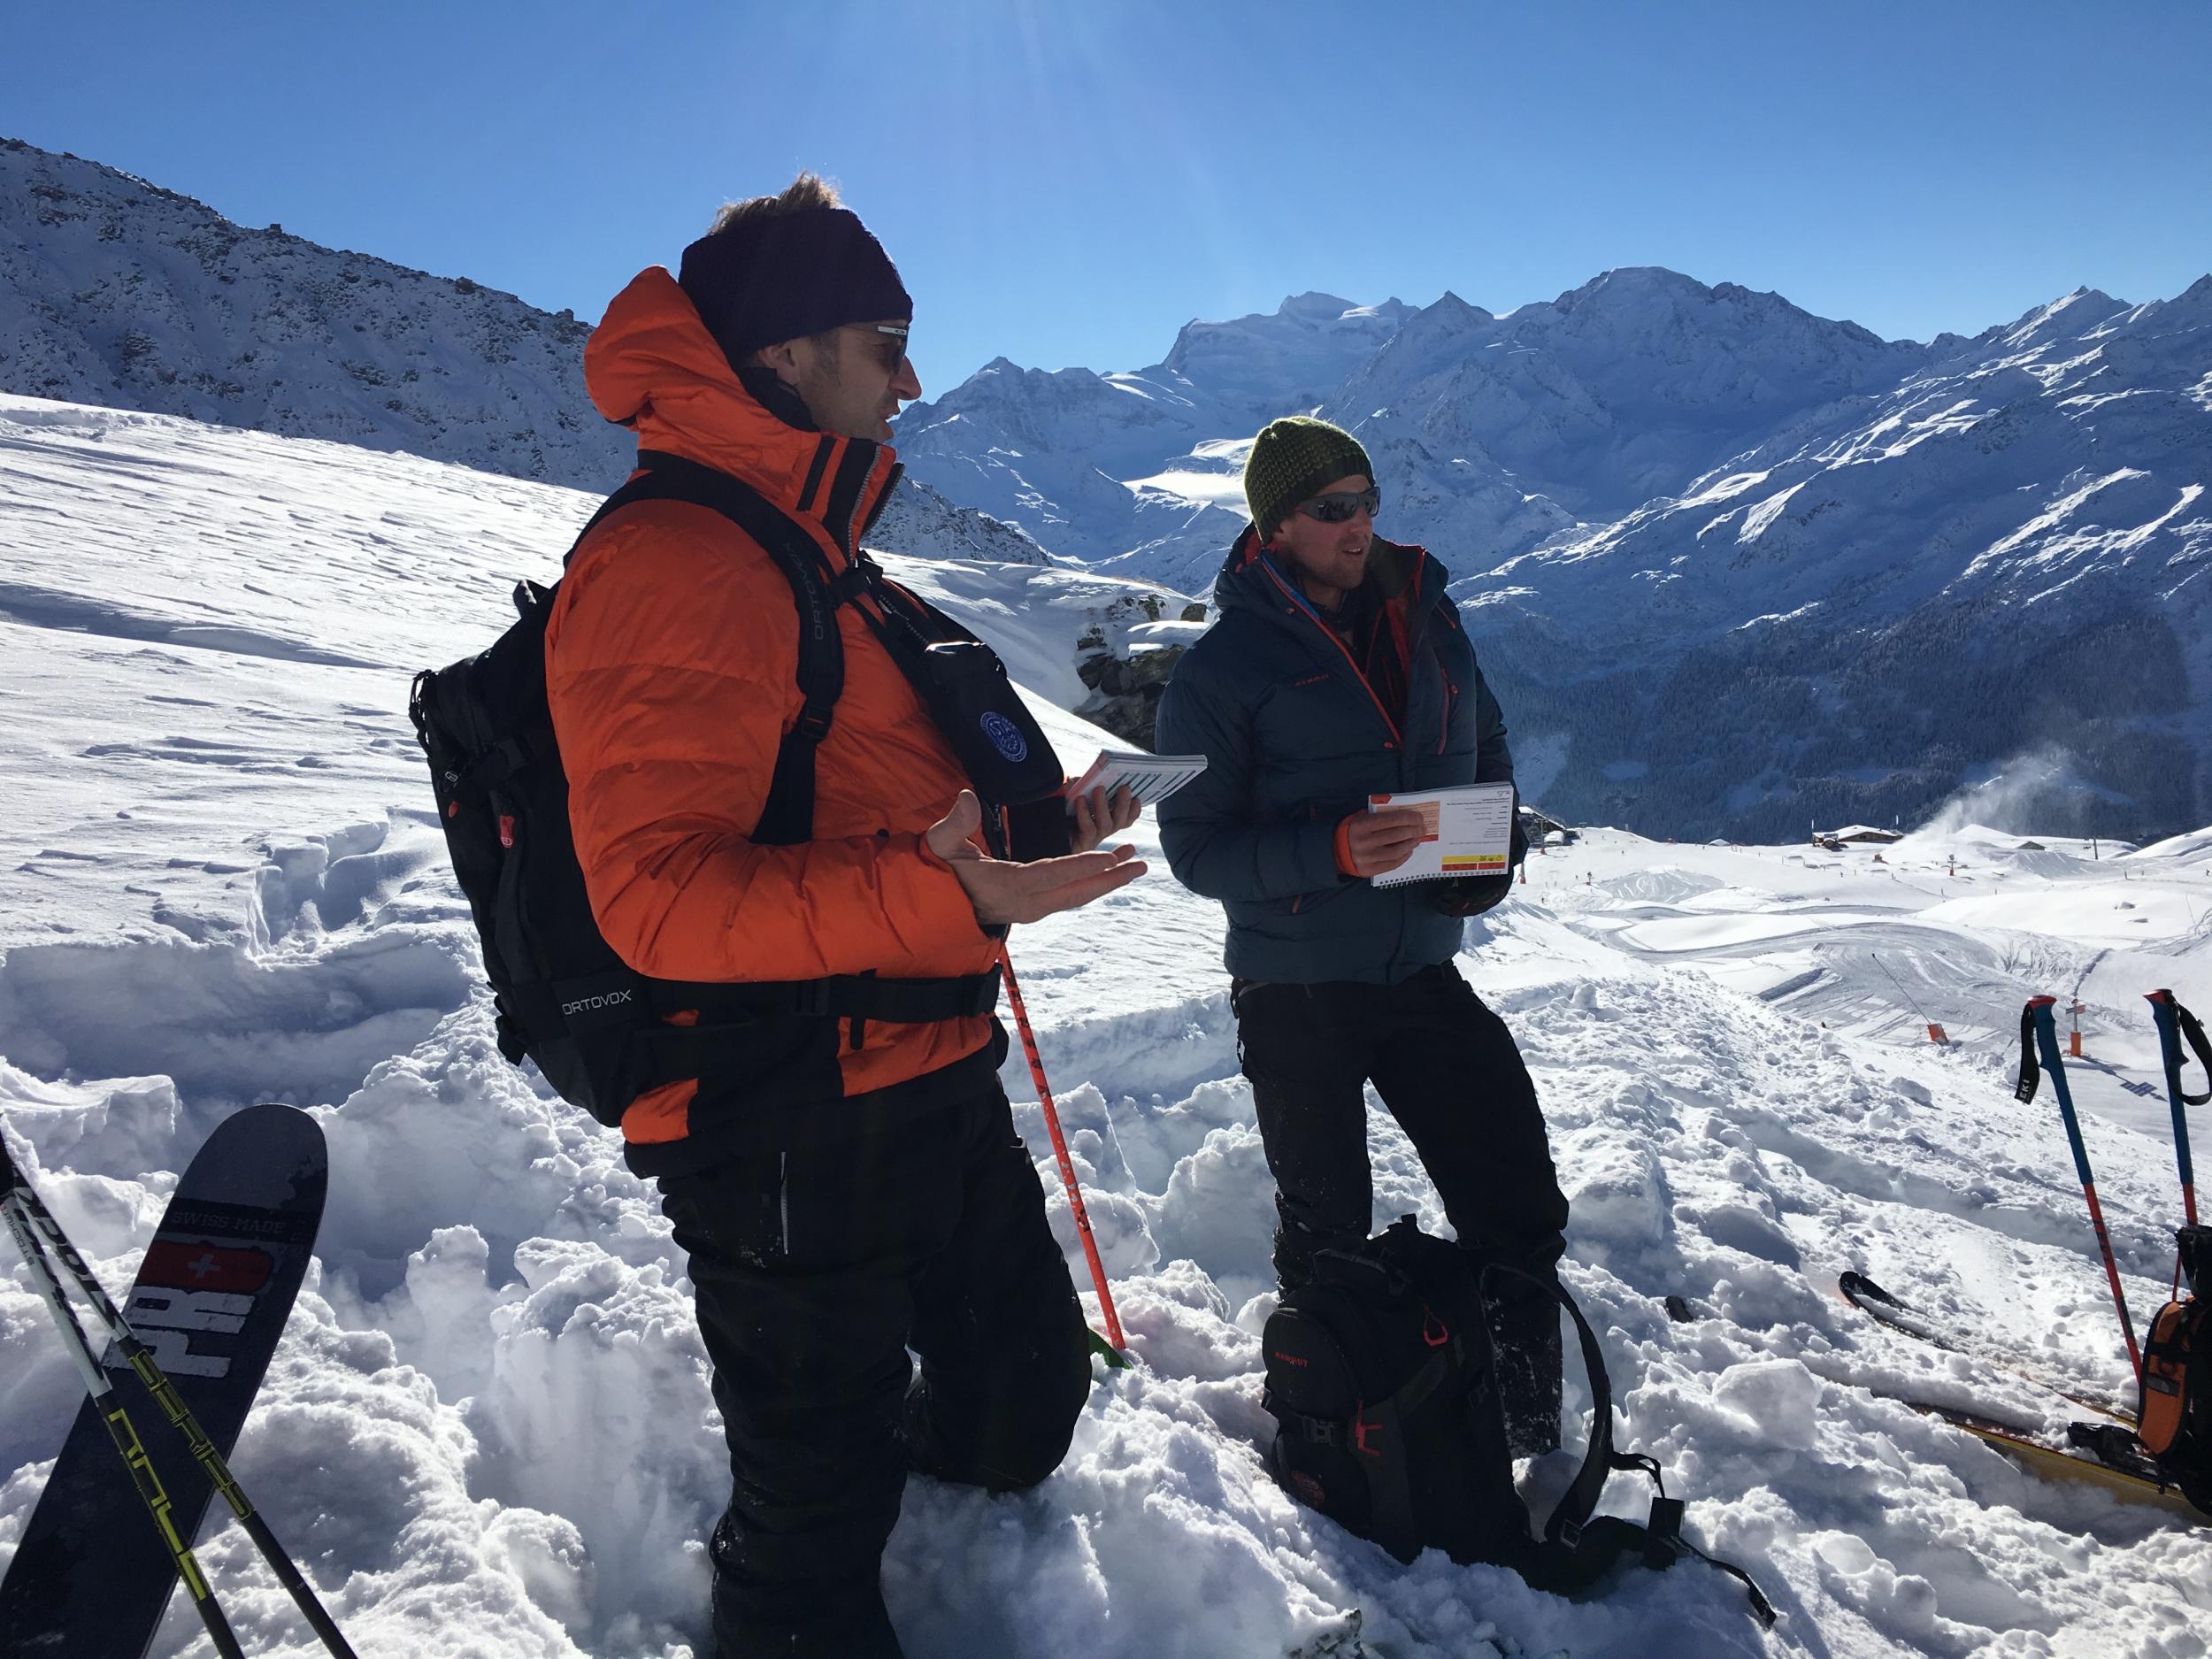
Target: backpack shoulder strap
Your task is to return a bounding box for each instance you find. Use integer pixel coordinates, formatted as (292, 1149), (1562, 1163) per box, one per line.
(2152, 991), (2212, 1109)
(1484, 1265), (1778, 1629)
(2015, 1001), (2045, 1104)
(571, 449), (868, 846)
(1481, 1263), (1622, 1550)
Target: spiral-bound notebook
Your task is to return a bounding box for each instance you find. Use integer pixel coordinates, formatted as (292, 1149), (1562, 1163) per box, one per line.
(1367, 782), (1517, 886)
(1067, 749), (1209, 811)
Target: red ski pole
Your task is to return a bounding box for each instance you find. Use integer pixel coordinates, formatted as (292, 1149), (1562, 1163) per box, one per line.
(998, 943), (1126, 1356)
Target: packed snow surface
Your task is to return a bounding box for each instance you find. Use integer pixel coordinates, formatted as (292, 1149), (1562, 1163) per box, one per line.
(3, 398), (2210, 1657)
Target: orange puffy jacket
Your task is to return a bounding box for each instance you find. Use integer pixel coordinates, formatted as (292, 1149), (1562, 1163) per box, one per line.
(544, 267), (999, 1167)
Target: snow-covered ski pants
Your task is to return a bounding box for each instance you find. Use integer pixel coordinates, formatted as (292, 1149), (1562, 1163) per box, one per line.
(657, 1080), (1091, 1658)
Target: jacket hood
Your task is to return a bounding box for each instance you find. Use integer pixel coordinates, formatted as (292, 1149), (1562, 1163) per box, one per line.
(586, 265), (898, 545)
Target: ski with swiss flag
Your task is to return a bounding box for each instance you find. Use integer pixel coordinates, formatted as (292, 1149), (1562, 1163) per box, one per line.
(0, 1102), (327, 1656)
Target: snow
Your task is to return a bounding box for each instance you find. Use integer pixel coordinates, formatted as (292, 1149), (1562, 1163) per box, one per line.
(3, 397), (2211, 1659)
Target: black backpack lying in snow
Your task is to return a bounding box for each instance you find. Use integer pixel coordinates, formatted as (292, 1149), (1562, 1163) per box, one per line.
(1262, 1217), (1775, 1625)
(409, 450), (1065, 1125)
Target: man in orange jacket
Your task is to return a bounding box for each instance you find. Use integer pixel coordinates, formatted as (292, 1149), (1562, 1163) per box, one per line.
(546, 174), (1141, 1657)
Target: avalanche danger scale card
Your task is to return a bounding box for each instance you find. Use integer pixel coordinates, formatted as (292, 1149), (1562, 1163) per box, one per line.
(1366, 782), (1517, 886)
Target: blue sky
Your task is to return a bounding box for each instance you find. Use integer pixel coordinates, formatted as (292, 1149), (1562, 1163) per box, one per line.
(6, 1), (2208, 398)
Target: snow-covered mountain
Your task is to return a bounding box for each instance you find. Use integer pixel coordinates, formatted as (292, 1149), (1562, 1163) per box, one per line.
(900, 269), (2212, 841)
(870, 472), (1056, 566)
(0, 136), (1042, 566)
(1322, 269), (1934, 566)
(897, 272), (1925, 586)
(0, 136), (630, 489)
(893, 294), (1413, 588)
(1463, 280), (2212, 841)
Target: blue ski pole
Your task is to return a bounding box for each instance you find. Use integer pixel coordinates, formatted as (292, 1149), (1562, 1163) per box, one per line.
(2145, 988), (2204, 1231)
(2017, 995), (2142, 1378)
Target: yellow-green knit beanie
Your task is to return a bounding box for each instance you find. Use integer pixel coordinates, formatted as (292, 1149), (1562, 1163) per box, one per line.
(1243, 416), (1375, 539)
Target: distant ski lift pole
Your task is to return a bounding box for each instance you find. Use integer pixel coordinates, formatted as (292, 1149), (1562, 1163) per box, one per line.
(2070, 999), (2086, 1059)
(1873, 954), (1947, 1044)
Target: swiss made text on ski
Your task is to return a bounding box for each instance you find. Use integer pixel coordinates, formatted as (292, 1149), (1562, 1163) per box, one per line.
(0, 1103), (355, 1658)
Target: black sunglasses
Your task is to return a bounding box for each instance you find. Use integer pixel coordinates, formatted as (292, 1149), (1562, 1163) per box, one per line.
(850, 322), (909, 373)
(1294, 487), (1380, 525)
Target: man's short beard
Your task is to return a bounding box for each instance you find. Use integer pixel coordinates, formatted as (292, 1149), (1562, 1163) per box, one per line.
(795, 330), (872, 437)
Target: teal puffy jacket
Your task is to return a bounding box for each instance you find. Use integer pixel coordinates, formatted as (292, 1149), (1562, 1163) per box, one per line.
(1155, 526), (1514, 986)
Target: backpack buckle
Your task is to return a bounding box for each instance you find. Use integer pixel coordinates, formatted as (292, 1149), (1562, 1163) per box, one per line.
(1352, 1409), (1381, 1457)
(830, 560), (879, 603)
(1640, 1497), (1688, 1569)
(1262, 1388), (1343, 1447)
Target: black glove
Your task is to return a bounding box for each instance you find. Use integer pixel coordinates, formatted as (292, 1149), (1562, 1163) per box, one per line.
(1429, 818), (1527, 918)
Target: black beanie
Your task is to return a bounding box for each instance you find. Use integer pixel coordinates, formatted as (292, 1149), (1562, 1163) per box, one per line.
(678, 205), (912, 368)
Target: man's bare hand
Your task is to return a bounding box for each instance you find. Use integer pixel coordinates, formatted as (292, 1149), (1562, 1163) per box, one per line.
(1341, 805), (1429, 878)
(927, 789), (1146, 926)
(1068, 780), (1141, 854)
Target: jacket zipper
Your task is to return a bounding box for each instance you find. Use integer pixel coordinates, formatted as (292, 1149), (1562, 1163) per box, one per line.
(1256, 561), (1403, 749)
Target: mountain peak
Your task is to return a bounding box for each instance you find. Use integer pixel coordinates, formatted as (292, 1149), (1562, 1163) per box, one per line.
(1429, 290), (1494, 323)
(1997, 286), (2131, 348)
(1276, 291), (1363, 319)
(1548, 266), (1736, 317)
(1578, 265), (1711, 298)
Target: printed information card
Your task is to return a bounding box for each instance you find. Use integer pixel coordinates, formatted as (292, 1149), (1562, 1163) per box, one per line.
(1366, 782), (1517, 887)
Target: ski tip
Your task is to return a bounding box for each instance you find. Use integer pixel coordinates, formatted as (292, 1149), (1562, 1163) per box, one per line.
(182, 1103), (330, 1214)
(1839, 1270), (1907, 1310)
(1087, 1328), (1133, 1370)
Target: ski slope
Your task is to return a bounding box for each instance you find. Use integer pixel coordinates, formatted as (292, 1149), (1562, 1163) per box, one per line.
(2, 396), (2208, 1658)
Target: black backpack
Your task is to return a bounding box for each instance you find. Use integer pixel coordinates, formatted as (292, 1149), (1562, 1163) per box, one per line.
(1262, 1218), (1775, 1625)
(409, 449), (1060, 1125)
(2135, 1224), (2212, 1509)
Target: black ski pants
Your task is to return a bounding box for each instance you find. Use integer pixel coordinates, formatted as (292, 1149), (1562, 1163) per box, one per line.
(1234, 964), (1571, 1447)
(657, 1082), (1092, 1659)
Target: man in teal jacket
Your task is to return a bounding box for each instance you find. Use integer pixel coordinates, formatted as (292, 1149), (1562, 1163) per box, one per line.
(1154, 416), (1569, 1451)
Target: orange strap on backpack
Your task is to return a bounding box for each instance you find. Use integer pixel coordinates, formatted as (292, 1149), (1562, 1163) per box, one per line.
(2139, 1298), (2199, 1456)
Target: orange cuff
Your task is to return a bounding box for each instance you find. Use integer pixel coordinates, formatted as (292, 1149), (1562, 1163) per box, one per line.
(1333, 814), (1358, 878)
